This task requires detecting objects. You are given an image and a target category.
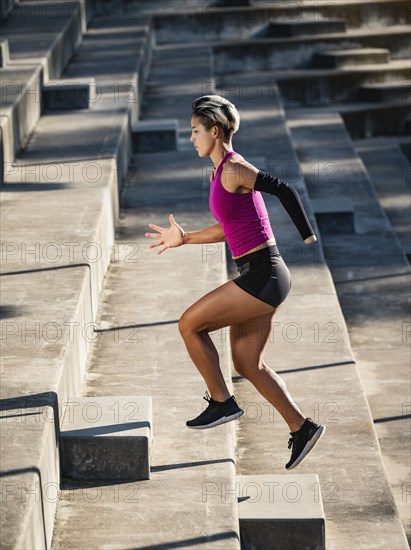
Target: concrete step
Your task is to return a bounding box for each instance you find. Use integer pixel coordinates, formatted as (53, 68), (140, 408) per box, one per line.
(62, 14), (154, 124)
(401, 112), (411, 135)
(221, 75), (409, 548)
(0, 1), (86, 180)
(0, 37), (9, 66)
(213, 26), (410, 73)
(0, 112), (131, 550)
(254, 19), (346, 39)
(0, 0), (84, 82)
(50, 42), (241, 550)
(287, 108), (411, 543)
(42, 78), (96, 110)
(312, 47), (390, 68)
(131, 118), (178, 153)
(355, 138), (411, 253)
(60, 396), (153, 481)
(286, 100), (411, 139)
(311, 197), (355, 234)
(1, 11), (154, 547)
(154, 0), (410, 43)
(237, 475), (325, 550)
(0, 66), (42, 181)
(274, 60), (411, 106)
(0, 0), (17, 21)
(357, 80), (411, 102)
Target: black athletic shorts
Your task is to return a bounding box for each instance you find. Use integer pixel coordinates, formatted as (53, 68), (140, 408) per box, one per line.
(232, 244), (292, 308)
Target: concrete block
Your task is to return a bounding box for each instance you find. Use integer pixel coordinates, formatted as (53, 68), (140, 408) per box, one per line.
(131, 119), (178, 153)
(311, 197), (355, 234)
(60, 396), (152, 481)
(313, 48), (390, 69)
(357, 81), (411, 103)
(237, 474), (325, 550)
(43, 79), (96, 110)
(254, 19), (346, 38)
(400, 113), (411, 135)
(0, 38), (10, 67)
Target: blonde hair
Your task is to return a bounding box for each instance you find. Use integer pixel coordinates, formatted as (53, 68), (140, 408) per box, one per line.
(192, 95), (240, 140)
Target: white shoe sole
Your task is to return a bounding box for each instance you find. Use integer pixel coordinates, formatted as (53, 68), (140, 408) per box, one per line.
(286, 424), (326, 470)
(187, 409), (244, 430)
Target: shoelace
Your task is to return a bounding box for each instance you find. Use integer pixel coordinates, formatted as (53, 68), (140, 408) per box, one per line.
(287, 436), (295, 449)
(203, 391), (212, 404)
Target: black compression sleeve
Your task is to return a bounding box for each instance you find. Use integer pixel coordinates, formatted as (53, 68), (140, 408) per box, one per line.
(254, 170), (315, 241)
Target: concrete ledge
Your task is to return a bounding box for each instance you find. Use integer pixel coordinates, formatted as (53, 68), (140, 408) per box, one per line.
(154, 0), (409, 44)
(311, 197), (355, 235)
(254, 19), (346, 38)
(43, 78), (96, 110)
(357, 80), (411, 103)
(212, 27), (410, 74)
(0, 66), (43, 173)
(237, 474), (325, 550)
(0, 38), (10, 67)
(274, 61), (410, 106)
(60, 396), (152, 481)
(341, 102), (411, 138)
(313, 47), (390, 68)
(131, 119), (178, 153)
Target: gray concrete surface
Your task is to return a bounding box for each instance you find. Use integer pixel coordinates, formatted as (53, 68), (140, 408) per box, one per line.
(0, 0), (84, 82)
(154, 0), (409, 44)
(356, 138), (411, 256)
(217, 74), (409, 549)
(237, 474), (325, 550)
(1, 8), (153, 548)
(50, 42), (241, 550)
(60, 396), (152, 481)
(213, 26), (410, 74)
(287, 107), (411, 545)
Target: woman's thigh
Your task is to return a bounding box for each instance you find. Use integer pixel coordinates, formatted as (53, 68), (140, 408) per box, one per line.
(179, 280), (276, 334)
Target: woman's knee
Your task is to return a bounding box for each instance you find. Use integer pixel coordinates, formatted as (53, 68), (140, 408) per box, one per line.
(178, 309), (205, 338)
(233, 357), (265, 379)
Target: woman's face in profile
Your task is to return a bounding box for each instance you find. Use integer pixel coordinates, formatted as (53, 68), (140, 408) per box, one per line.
(190, 116), (215, 158)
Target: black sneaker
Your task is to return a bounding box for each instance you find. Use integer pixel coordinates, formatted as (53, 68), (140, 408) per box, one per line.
(186, 391), (244, 429)
(285, 417), (325, 470)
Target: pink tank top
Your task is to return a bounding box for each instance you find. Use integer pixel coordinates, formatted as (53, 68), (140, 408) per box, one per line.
(209, 151), (274, 257)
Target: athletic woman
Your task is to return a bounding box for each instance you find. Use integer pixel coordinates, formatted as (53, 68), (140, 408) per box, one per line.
(145, 95), (325, 469)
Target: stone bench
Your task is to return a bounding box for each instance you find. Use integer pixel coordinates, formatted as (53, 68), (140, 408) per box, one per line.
(43, 78), (96, 110)
(310, 197), (355, 234)
(131, 119), (178, 153)
(237, 474), (326, 550)
(60, 396), (153, 481)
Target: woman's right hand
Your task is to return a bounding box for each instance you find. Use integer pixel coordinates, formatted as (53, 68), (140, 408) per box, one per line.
(145, 213), (185, 255)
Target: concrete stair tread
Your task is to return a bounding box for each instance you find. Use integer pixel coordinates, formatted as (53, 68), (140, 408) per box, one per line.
(316, 48), (390, 56)
(51, 150), (242, 549)
(359, 80), (411, 89)
(287, 110), (410, 545)
(213, 25), (410, 75)
(275, 58), (410, 78)
(60, 396), (153, 481)
(237, 474), (325, 548)
(49, 43), (241, 549)
(0, 0), (83, 81)
(1, 11), (155, 550)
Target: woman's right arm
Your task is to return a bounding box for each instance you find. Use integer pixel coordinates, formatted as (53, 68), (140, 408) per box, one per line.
(183, 222), (225, 245)
(145, 214), (225, 254)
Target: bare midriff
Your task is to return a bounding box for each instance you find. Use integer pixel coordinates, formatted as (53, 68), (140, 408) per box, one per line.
(231, 238), (276, 260)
